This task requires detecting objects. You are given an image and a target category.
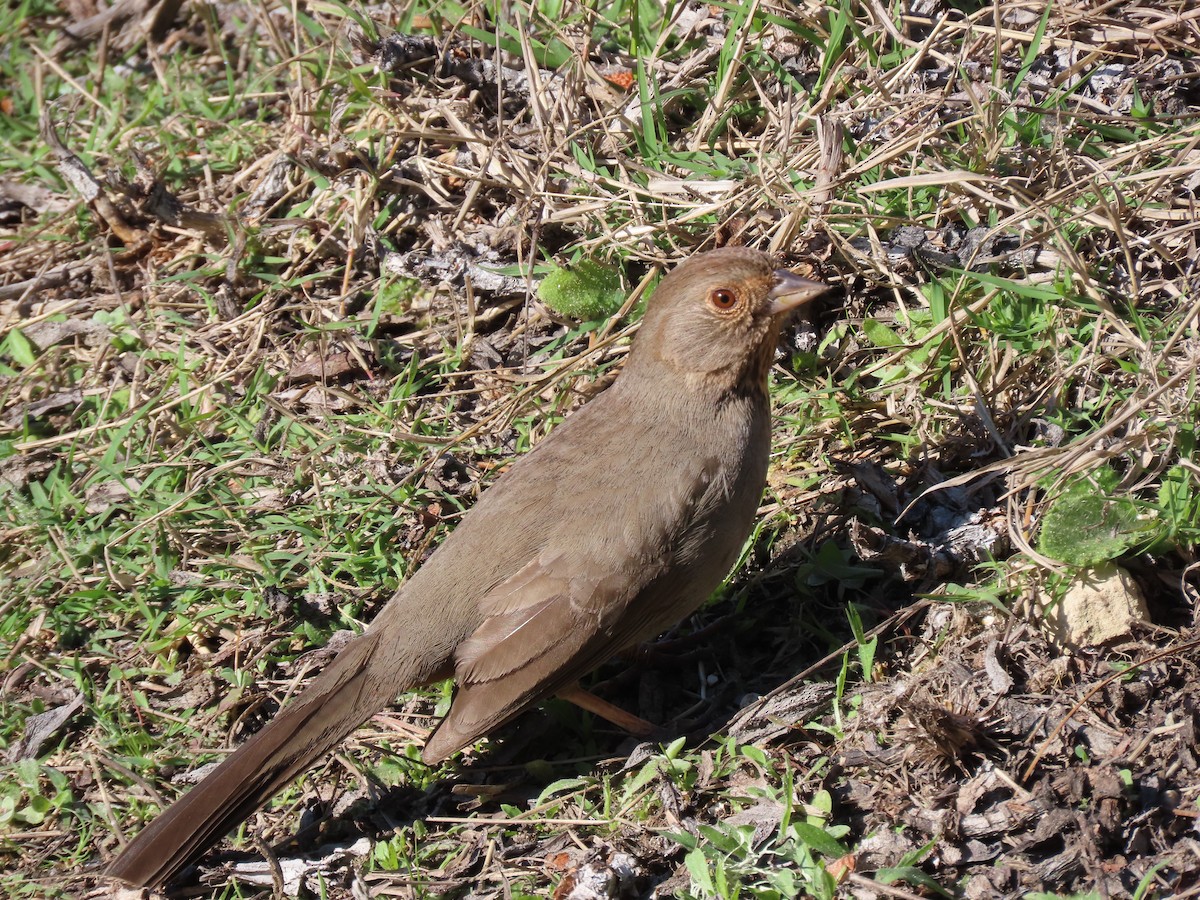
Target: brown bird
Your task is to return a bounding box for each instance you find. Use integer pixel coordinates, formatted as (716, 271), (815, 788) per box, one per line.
(105, 246), (827, 888)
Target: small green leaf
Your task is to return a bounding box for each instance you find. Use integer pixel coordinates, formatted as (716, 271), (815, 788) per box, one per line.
(623, 758), (661, 794)
(537, 259), (624, 321)
(860, 318), (903, 348)
(877, 866), (954, 897)
(535, 777), (590, 804)
(847, 605), (878, 680)
(684, 847), (714, 892)
(664, 829), (698, 851)
(3, 328), (37, 368)
(698, 823), (742, 854)
(662, 735), (687, 761)
(1037, 468), (1157, 566)
(20, 795), (50, 825)
(740, 744), (768, 767)
(790, 821), (848, 858)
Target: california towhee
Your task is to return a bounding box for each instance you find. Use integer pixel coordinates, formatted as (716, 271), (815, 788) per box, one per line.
(105, 247), (827, 888)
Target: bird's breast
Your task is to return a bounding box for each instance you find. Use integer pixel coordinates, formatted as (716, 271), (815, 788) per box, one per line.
(622, 394), (770, 640)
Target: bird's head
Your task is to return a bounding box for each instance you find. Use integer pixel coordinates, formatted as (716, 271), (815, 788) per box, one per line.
(628, 247), (828, 393)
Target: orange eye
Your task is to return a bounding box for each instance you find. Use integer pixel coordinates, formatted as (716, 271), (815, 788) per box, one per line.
(710, 288), (739, 310)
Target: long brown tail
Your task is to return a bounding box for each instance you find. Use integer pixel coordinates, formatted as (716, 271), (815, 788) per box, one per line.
(106, 628), (418, 888)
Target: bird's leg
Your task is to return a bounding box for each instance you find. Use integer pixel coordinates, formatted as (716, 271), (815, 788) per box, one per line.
(633, 614), (737, 661)
(555, 683), (656, 737)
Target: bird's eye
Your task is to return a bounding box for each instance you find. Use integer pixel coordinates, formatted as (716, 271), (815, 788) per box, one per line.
(709, 288), (739, 311)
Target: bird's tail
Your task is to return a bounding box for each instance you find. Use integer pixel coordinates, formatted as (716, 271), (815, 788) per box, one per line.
(105, 628), (413, 889)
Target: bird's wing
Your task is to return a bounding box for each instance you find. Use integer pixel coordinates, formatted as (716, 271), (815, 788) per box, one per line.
(419, 545), (672, 762)
(461, 547), (666, 683)
(418, 448), (729, 764)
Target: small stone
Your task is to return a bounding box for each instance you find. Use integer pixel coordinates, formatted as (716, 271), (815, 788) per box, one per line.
(1044, 563), (1149, 647)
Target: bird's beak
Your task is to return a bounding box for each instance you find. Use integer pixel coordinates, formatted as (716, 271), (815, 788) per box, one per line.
(768, 269), (829, 316)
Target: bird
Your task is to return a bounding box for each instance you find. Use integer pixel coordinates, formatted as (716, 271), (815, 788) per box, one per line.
(104, 246), (828, 889)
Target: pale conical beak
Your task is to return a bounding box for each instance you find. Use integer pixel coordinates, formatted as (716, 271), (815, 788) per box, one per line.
(768, 269), (829, 315)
